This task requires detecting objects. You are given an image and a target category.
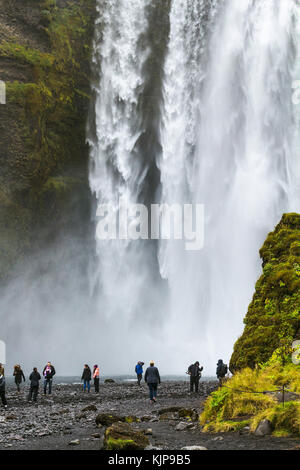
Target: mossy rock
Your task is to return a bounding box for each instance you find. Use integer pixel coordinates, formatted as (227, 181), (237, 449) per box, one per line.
(104, 422), (149, 450)
(0, 0), (96, 279)
(230, 213), (300, 372)
(95, 413), (123, 427)
(178, 408), (199, 421)
(95, 413), (139, 427)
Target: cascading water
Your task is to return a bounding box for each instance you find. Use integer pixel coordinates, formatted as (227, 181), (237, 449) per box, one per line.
(88, 0), (300, 373)
(87, 0), (170, 370)
(157, 0), (300, 371)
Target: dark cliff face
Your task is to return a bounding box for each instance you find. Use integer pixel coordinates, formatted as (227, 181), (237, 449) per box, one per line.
(0, 0), (96, 281)
(230, 213), (300, 371)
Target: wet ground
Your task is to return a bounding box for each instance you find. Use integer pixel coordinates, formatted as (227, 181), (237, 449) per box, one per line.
(0, 380), (299, 450)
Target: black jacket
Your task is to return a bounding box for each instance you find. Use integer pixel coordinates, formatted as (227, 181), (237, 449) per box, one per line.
(43, 365), (56, 380)
(0, 375), (5, 392)
(14, 369), (25, 383)
(29, 371), (41, 387)
(82, 367), (91, 381)
(216, 361), (227, 377)
(145, 366), (161, 384)
(188, 363), (203, 377)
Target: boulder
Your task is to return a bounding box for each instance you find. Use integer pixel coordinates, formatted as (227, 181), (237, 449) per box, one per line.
(96, 414), (122, 427)
(255, 419), (273, 436)
(58, 409), (70, 415)
(145, 445), (163, 450)
(82, 404), (98, 412)
(104, 379), (115, 384)
(104, 422), (149, 450)
(181, 446), (207, 451)
(69, 439), (80, 446)
(95, 414), (139, 427)
(176, 422), (189, 431)
(144, 428), (153, 435)
(159, 412), (178, 421)
(158, 407), (182, 415)
(178, 408), (199, 422)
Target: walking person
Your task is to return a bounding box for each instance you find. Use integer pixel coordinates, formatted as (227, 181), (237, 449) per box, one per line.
(81, 364), (91, 392)
(28, 368), (41, 402)
(135, 361), (144, 386)
(145, 361), (161, 404)
(188, 361), (203, 393)
(93, 365), (100, 393)
(0, 373), (7, 408)
(43, 362), (56, 395)
(13, 365), (25, 392)
(216, 359), (228, 386)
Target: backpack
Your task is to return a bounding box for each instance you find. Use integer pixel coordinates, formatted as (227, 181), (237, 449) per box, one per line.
(221, 364), (228, 376)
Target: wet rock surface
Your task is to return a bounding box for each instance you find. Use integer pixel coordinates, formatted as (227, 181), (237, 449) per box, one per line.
(0, 381), (299, 450)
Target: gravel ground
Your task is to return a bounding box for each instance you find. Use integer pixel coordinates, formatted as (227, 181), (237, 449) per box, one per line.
(0, 380), (299, 450)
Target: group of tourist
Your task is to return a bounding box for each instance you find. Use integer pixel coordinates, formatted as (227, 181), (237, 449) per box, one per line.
(0, 359), (228, 408)
(0, 362), (57, 407)
(135, 359), (228, 404)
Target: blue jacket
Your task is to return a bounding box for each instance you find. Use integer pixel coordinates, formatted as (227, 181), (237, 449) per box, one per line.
(135, 364), (143, 375)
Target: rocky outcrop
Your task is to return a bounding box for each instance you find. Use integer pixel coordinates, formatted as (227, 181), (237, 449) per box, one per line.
(103, 422), (149, 450)
(0, 0), (96, 280)
(230, 213), (300, 371)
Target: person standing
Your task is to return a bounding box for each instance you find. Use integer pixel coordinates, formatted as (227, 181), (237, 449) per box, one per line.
(188, 361), (203, 393)
(28, 368), (41, 402)
(0, 373), (7, 408)
(81, 364), (92, 392)
(93, 365), (100, 393)
(0, 363), (4, 376)
(43, 362), (56, 395)
(13, 365), (25, 392)
(216, 359), (228, 386)
(135, 361), (144, 386)
(145, 361), (161, 404)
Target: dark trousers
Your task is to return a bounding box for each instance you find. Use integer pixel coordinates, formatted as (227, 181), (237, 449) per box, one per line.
(137, 374), (142, 386)
(94, 377), (99, 393)
(28, 386), (39, 401)
(218, 376), (225, 386)
(44, 379), (52, 394)
(148, 383), (158, 401)
(15, 380), (22, 392)
(190, 376), (200, 392)
(0, 390), (7, 406)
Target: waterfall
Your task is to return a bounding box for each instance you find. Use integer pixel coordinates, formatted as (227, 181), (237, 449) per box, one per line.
(158, 0), (300, 370)
(89, 0), (300, 373)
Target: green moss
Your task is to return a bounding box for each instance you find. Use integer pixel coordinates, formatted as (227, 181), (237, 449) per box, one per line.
(105, 438), (137, 451)
(251, 402), (300, 436)
(230, 213), (300, 372)
(200, 362), (300, 435)
(203, 419), (250, 433)
(0, 42), (54, 67)
(4, 0), (96, 187)
(0, 0), (96, 280)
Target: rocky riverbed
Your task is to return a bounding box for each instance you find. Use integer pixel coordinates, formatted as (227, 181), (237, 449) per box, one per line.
(0, 380), (299, 450)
